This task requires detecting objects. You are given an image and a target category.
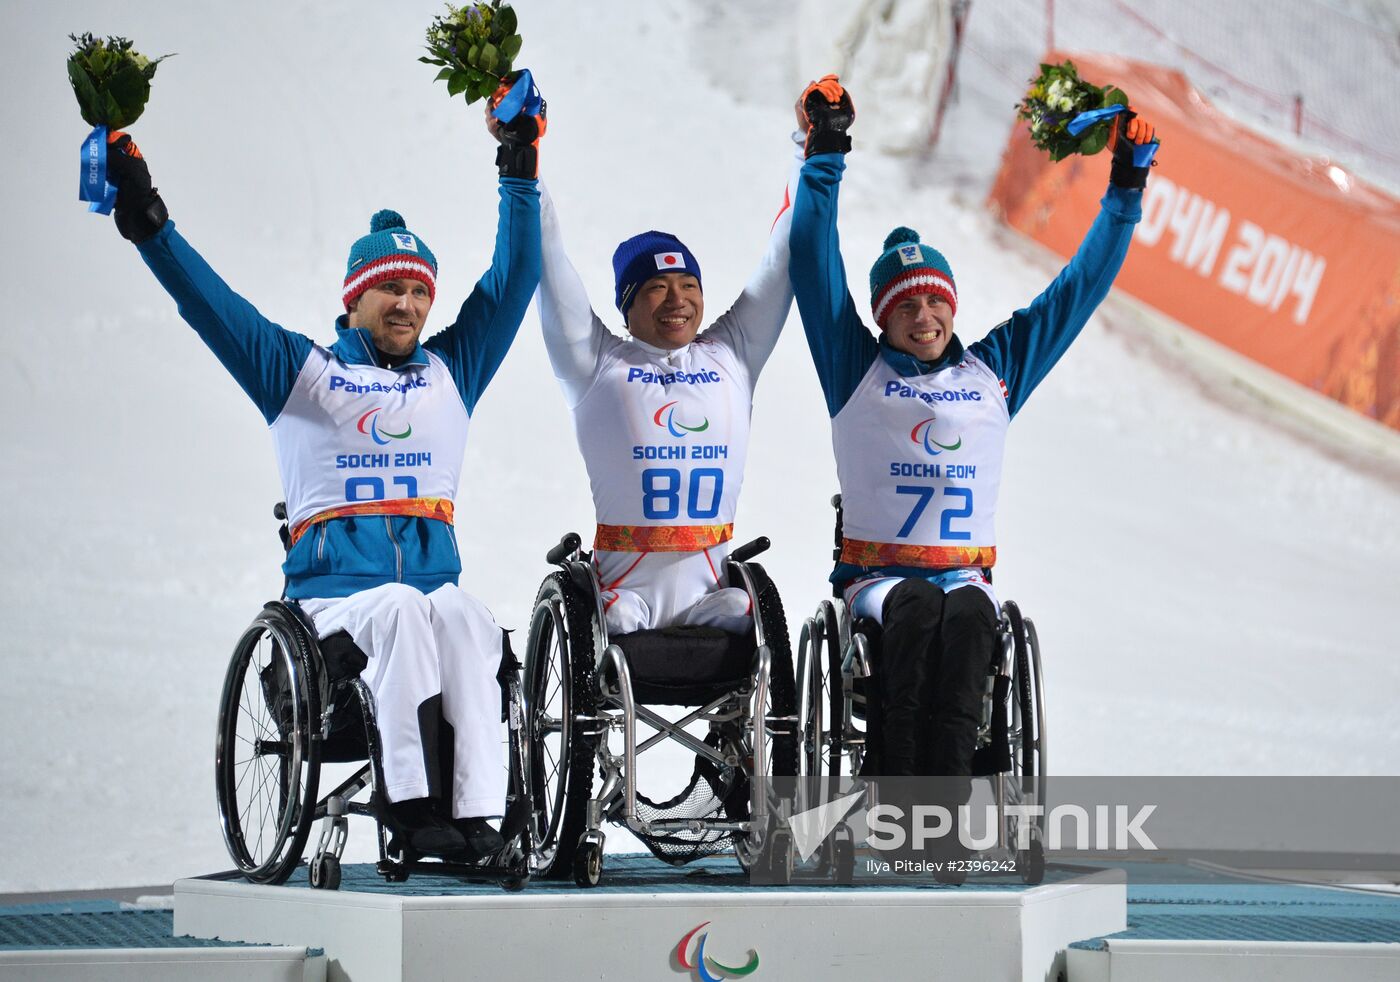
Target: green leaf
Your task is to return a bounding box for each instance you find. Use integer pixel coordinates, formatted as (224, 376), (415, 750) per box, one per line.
(419, 55), (446, 65)
(435, 67), (455, 82)
(495, 5), (517, 35)
(1078, 125), (1109, 156)
(447, 70), (471, 97)
(467, 43), (480, 67)
(477, 76), (498, 99)
(67, 60), (103, 127)
(1104, 86), (1130, 108)
(466, 90), (482, 105)
(479, 42), (498, 73)
(500, 33), (521, 59)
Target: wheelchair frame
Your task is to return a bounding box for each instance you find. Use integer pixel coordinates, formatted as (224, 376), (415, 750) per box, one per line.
(521, 532), (799, 887)
(793, 498), (1049, 884)
(212, 506), (534, 891)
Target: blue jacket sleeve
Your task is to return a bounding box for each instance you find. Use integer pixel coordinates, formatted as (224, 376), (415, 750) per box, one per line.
(968, 184), (1142, 418)
(423, 177), (541, 415)
(789, 153), (880, 418)
(135, 221), (313, 424)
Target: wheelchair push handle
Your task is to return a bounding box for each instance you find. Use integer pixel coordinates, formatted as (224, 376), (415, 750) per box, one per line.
(547, 532), (582, 566)
(728, 536), (770, 564)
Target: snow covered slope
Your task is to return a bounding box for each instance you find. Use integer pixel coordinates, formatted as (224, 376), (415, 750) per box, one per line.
(2, 0), (1396, 892)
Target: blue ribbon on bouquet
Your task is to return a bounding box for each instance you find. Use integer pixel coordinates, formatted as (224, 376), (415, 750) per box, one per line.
(1068, 104), (1160, 167)
(78, 125), (118, 215)
(490, 68), (542, 123)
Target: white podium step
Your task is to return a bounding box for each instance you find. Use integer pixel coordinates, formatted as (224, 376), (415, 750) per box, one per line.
(1067, 939), (1400, 982)
(173, 860), (1126, 982)
(0, 945), (326, 982)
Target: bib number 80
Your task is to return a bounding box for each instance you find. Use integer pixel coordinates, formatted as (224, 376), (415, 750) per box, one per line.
(642, 467), (724, 520)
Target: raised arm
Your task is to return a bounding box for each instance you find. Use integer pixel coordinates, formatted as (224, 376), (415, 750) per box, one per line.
(968, 113), (1157, 417)
(700, 134), (806, 387)
(787, 77), (879, 417)
(535, 182), (612, 408)
(424, 88), (547, 414)
(104, 133), (311, 424)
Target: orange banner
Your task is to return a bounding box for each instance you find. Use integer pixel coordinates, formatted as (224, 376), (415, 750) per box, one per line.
(989, 52), (1400, 430)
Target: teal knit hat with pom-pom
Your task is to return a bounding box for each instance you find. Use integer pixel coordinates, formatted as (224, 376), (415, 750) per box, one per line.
(868, 227), (956, 327)
(342, 209), (438, 311)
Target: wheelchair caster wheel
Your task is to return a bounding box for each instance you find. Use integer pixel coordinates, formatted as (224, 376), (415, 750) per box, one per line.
(1019, 840), (1046, 885)
(832, 839), (855, 885)
(310, 854), (342, 891)
(767, 831), (793, 886)
(501, 874), (528, 893)
(378, 859), (410, 883)
(573, 841), (603, 888)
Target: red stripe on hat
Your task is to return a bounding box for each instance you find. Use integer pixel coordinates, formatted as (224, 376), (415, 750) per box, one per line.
(872, 268), (957, 326)
(342, 255), (437, 309)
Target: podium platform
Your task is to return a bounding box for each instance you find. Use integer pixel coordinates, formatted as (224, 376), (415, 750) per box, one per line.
(172, 856), (1126, 982)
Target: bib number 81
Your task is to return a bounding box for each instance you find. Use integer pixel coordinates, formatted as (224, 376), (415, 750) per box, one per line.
(642, 467), (723, 520)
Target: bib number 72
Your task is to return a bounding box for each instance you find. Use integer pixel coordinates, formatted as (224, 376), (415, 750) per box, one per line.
(895, 485), (973, 540)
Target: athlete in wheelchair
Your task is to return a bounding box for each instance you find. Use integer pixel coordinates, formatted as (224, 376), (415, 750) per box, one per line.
(521, 115), (805, 886)
(521, 532), (796, 886)
(86, 87), (550, 888)
(788, 76), (1159, 881)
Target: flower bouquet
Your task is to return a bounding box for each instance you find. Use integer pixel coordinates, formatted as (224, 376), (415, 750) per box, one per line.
(421, 2), (523, 106)
(67, 32), (169, 130)
(1015, 60), (1129, 161)
(68, 33), (170, 214)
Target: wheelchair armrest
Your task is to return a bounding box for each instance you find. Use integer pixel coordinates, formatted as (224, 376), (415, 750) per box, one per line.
(727, 536), (769, 565)
(547, 532), (582, 566)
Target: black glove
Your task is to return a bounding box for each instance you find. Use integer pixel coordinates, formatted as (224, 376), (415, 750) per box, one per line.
(489, 74), (547, 180)
(1109, 110), (1158, 190)
(105, 133), (169, 243)
(798, 74), (855, 158)
(495, 110), (545, 179)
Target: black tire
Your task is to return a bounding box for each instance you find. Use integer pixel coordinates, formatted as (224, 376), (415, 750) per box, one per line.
(310, 854), (341, 891)
(748, 562), (798, 779)
(1004, 601), (1047, 877)
(524, 572), (598, 880)
(820, 601), (844, 779)
(215, 604), (322, 885)
(833, 836), (856, 885)
(573, 840), (603, 888)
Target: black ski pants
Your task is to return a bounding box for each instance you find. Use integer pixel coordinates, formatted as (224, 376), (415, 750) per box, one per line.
(876, 578), (998, 801)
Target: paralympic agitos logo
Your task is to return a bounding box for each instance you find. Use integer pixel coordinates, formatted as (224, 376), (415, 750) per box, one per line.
(910, 417), (961, 455)
(357, 408), (412, 445)
(674, 922), (759, 981)
(654, 401), (710, 438)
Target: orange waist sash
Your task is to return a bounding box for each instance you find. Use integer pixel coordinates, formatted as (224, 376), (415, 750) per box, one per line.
(288, 497), (454, 546)
(593, 523), (734, 553)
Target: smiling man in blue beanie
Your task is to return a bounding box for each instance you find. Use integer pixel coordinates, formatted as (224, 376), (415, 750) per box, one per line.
(91, 87), (547, 862)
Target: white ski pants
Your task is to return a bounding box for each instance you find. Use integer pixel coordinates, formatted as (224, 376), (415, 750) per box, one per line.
(300, 583), (505, 818)
(593, 546), (752, 636)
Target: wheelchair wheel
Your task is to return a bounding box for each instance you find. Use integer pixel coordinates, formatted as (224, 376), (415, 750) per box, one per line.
(215, 603), (322, 885)
(1003, 601), (1047, 882)
(524, 572), (598, 879)
(803, 600), (845, 779)
(749, 562), (798, 779)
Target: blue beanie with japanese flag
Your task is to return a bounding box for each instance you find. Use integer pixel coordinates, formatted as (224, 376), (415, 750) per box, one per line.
(612, 230), (702, 316)
(342, 209), (438, 312)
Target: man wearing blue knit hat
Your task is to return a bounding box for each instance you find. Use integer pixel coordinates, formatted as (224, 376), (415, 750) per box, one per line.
(91, 89), (547, 863)
(535, 136), (803, 638)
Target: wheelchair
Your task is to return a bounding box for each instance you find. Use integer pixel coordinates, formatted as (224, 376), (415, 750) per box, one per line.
(795, 495), (1048, 884)
(212, 503), (533, 891)
(521, 532), (799, 887)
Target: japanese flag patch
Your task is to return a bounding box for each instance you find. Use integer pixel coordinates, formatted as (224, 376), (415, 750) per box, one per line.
(654, 251), (685, 270)
(897, 244), (922, 266)
(391, 233), (419, 252)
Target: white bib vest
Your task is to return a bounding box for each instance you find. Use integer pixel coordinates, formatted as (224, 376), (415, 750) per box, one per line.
(832, 353), (1008, 568)
(573, 335), (751, 551)
(272, 347), (468, 535)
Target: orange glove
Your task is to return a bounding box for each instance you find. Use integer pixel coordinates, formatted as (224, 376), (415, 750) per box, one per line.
(797, 73), (854, 158)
